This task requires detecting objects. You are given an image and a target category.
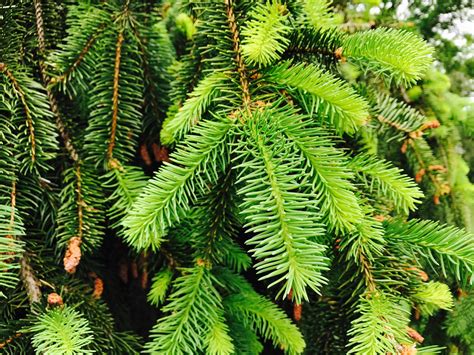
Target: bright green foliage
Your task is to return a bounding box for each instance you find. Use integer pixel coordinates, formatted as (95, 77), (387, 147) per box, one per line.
(274, 109), (363, 232)
(225, 292), (306, 354)
(145, 266), (228, 354)
(103, 165), (147, 235)
(161, 72), (228, 144)
(241, 1), (290, 67)
(299, 0), (338, 30)
(147, 267), (174, 307)
(235, 108), (329, 302)
(412, 281), (454, 316)
(348, 293), (412, 355)
(123, 118), (232, 250)
(205, 307), (235, 355)
(349, 153), (424, 214)
(266, 62), (369, 134)
(29, 307), (94, 355)
(340, 207), (386, 264)
(386, 219), (474, 282)
(343, 28), (434, 86)
(221, 270), (305, 355)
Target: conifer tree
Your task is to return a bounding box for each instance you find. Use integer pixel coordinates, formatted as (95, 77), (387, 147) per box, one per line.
(0, 0), (473, 354)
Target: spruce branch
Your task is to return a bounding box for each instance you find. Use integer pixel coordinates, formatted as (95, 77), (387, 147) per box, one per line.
(0, 64), (37, 164)
(124, 118), (232, 250)
(274, 107), (363, 232)
(266, 62), (369, 134)
(107, 31), (124, 163)
(29, 306), (94, 354)
(342, 28), (434, 86)
(235, 109), (329, 303)
(347, 292), (412, 354)
(145, 266), (227, 354)
(224, 0), (251, 108)
(224, 288), (306, 354)
(33, 0), (79, 162)
(349, 153), (424, 214)
(241, 1), (291, 67)
(385, 219), (474, 282)
(161, 72), (228, 145)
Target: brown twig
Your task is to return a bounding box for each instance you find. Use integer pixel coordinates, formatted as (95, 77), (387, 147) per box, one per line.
(33, 0), (79, 162)
(107, 31), (124, 162)
(224, 0), (251, 110)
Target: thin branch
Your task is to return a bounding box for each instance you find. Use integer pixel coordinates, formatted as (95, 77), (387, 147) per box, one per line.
(20, 255), (42, 304)
(224, 0), (251, 110)
(0, 63), (36, 163)
(33, 0), (79, 162)
(107, 31), (124, 163)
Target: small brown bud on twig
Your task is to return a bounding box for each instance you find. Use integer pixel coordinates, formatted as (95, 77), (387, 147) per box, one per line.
(407, 327), (424, 343)
(63, 237), (82, 273)
(293, 303), (302, 322)
(92, 277), (104, 299)
(47, 292), (63, 307)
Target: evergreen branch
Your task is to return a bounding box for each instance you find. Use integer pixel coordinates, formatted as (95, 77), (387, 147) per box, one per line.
(412, 281), (453, 316)
(123, 118), (232, 250)
(224, 0), (251, 107)
(0, 200), (25, 296)
(145, 266), (226, 354)
(147, 267), (173, 307)
(226, 314), (263, 354)
(347, 292), (412, 354)
(284, 27), (343, 65)
(84, 26), (143, 167)
(342, 28), (434, 86)
(19, 255), (41, 304)
(48, 3), (112, 92)
(29, 307), (94, 354)
(349, 153), (424, 214)
(33, 0), (80, 162)
(50, 24), (107, 87)
(273, 107), (363, 232)
(224, 291), (305, 354)
(205, 306), (235, 355)
(161, 72), (228, 145)
(107, 31), (124, 163)
(1, 64), (37, 164)
(299, 0), (338, 30)
(385, 219), (474, 282)
(236, 109), (329, 303)
(266, 62), (369, 134)
(241, 1), (290, 67)
(56, 164), (105, 257)
(340, 208), (386, 292)
(103, 165), (147, 236)
(369, 91), (426, 141)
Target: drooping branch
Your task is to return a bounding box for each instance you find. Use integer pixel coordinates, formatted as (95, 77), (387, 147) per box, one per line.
(33, 0), (79, 162)
(0, 63), (37, 163)
(63, 163), (85, 273)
